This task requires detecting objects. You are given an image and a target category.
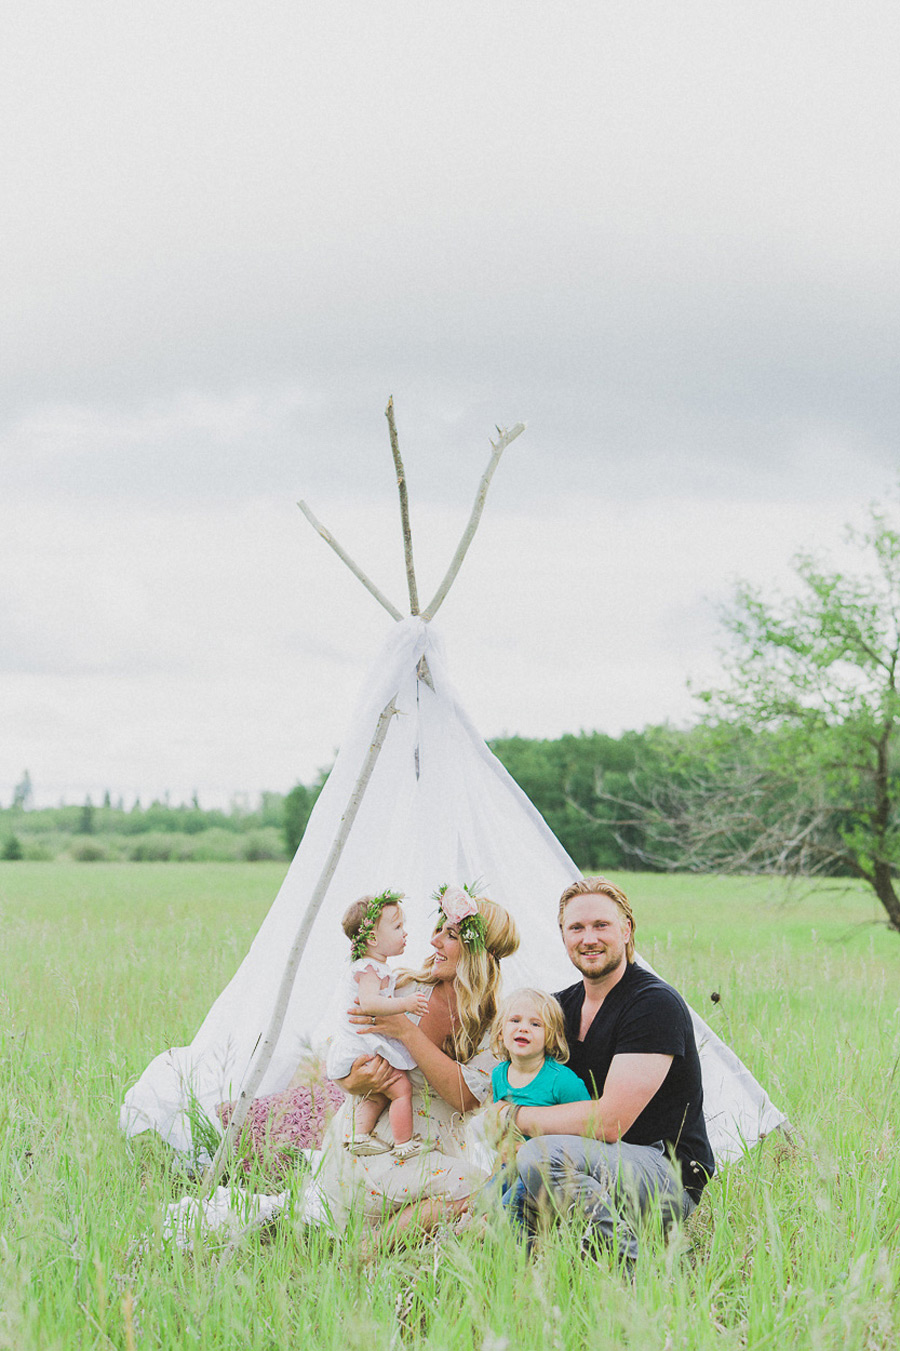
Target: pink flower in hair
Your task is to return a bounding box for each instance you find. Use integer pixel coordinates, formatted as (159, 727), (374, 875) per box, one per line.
(441, 885), (478, 925)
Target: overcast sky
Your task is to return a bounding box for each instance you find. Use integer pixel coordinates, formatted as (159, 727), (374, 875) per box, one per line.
(2, 1), (898, 807)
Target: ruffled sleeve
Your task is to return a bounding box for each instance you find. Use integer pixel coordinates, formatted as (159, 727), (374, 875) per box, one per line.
(458, 1037), (498, 1104)
(350, 957), (386, 980)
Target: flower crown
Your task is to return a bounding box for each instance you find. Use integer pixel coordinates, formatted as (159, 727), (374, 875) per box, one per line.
(432, 883), (487, 953)
(350, 889), (405, 961)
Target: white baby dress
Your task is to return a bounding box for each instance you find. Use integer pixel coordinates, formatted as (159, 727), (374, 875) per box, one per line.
(324, 956), (417, 1080)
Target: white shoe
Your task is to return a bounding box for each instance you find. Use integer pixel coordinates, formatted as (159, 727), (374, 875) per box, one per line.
(392, 1135), (433, 1162)
(345, 1133), (392, 1156)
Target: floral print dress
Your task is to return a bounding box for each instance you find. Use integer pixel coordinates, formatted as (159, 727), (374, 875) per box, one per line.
(315, 982), (495, 1228)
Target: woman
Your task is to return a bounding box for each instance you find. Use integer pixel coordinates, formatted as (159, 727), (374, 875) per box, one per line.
(316, 888), (520, 1238)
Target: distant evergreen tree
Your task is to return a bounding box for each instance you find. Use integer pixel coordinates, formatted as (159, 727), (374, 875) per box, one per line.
(283, 775), (327, 855)
(12, 771), (33, 811)
(259, 791), (285, 829)
(78, 798), (96, 834)
(2, 835), (23, 860)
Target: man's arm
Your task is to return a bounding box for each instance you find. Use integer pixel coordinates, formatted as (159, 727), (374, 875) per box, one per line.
(514, 1052), (673, 1141)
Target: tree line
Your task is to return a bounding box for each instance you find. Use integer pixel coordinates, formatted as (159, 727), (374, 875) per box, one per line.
(4, 499), (899, 929)
(0, 791), (298, 864)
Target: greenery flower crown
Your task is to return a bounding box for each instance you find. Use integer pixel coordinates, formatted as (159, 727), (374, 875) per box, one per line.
(431, 882), (487, 953)
(350, 888), (405, 961)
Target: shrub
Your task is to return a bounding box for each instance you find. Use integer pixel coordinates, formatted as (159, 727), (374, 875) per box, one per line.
(71, 840), (108, 863)
(22, 840), (55, 862)
(242, 828), (287, 862)
(180, 829), (244, 862)
(1, 835), (23, 861)
(129, 834), (176, 862)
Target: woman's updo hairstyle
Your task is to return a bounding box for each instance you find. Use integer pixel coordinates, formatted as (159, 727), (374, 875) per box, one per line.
(401, 895), (520, 1064)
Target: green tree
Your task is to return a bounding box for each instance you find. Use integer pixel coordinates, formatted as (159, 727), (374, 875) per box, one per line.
(2, 835), (23, 861)
(283, 775), (327, 856)
(78, 797), (96, 835)
(656, 503), (900, 931)
(488, 731), (648, 869)
(12, 770), (33, 811)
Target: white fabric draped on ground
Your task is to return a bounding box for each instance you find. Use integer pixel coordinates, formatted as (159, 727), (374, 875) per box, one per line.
(120, 617), (785, 1161)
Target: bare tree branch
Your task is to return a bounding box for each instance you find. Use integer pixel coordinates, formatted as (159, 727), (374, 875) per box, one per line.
(298, 500), (403, 621)
(593, 762), (884, 887)
(422, 422), (525, 621)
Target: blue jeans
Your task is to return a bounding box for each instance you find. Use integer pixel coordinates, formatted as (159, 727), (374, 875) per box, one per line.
(514, 1135), (696, 1262)
(479, 1167), (518, 1210)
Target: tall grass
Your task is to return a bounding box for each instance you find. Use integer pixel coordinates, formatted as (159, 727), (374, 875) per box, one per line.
(0, 865), (897, 1348)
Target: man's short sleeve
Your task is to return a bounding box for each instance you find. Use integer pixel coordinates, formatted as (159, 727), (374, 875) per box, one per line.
(614, 985), (688, 1058)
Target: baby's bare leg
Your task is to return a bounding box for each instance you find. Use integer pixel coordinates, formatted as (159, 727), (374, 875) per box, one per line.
(383, 1069), (414, 1144)
(352, 1092), (390, 1139)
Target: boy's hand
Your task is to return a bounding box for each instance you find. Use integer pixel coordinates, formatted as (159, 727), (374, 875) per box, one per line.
(412, 991), (431, 1017)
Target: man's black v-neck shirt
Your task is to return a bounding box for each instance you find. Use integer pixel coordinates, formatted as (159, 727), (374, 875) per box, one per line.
(555, 962), (715, 1201)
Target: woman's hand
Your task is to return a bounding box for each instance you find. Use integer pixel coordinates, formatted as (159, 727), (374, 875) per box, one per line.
(348, 1007), (412, 1042)
(336, 1054), (396, 1097)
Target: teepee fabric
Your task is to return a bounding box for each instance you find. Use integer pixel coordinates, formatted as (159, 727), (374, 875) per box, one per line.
(121, 617), (785, 1161)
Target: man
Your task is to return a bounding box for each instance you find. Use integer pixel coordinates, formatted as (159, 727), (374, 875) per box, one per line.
(501, 876), (714, 1264)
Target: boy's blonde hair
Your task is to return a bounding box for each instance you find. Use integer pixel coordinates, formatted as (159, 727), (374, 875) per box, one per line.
(490, 987), (571, 1064)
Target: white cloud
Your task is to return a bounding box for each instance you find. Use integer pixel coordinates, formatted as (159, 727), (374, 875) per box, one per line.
(2, 2), (898, 802)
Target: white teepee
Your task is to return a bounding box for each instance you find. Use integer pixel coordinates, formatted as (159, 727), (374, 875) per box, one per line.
(120, 412), (785, 1166)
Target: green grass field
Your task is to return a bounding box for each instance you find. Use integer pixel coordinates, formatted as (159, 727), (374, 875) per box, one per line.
(1, 864), (898, 1349)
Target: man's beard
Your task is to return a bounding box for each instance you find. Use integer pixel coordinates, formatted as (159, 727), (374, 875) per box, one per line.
(571, 946), (625, 982)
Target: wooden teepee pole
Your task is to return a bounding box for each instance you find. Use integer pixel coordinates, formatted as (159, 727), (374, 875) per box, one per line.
(385, 397), (420, 616)
(202, 406), (522, 1188)
(384, 397), (435, 689)
(298, 500), (403, 621)
(203, 695), (400, 1192)
(422, 422), (525, 620)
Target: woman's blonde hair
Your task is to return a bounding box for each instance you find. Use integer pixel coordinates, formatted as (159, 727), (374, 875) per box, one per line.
(490, 987), (571, 1063)
(398, 896), (519, 1064)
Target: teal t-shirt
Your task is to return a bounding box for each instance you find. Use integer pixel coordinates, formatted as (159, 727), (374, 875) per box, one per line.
(491, 1057), (591, 1108)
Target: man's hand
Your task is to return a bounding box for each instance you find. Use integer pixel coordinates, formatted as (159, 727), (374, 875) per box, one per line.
(483, 1101), (523, 1164)
(336, 1053), (395, 1097)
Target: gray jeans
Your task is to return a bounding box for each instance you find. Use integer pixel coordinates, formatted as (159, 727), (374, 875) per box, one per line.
(515, 1135), (696, 1263)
